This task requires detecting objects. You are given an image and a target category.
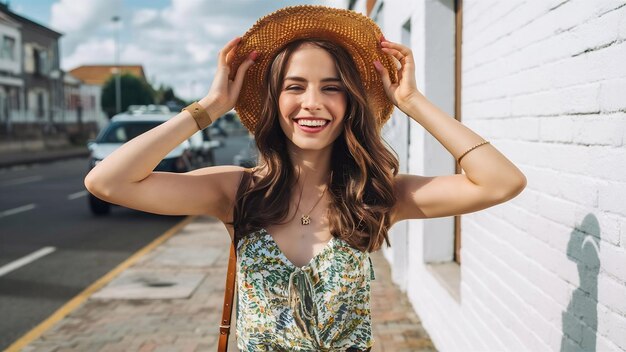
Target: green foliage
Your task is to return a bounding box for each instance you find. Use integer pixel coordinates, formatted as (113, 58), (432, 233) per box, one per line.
(101, 73), (155, 118)
(154, 84), (188, 106)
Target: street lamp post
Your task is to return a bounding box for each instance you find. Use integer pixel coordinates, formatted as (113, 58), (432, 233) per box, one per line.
(111, 15), (121, 114)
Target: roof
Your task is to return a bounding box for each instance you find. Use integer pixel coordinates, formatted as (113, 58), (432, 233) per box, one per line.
(0, 3), (62, 37)
(0, 10), (21, 28)
(68, 65), (147, 86)
(63, 72), (81, 86)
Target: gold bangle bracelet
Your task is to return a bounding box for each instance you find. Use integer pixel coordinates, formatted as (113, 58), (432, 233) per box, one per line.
(182, 101), (213, 131)
(457, 140), (490, 165)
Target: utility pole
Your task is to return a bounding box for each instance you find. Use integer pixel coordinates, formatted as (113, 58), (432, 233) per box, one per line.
(111, 15), (121, 114)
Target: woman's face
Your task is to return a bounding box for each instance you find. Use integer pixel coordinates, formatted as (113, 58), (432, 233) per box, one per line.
(278, 43), (348, 151)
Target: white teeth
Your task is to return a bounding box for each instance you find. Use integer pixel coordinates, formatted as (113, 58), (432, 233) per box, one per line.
(297, 119), (328, 127)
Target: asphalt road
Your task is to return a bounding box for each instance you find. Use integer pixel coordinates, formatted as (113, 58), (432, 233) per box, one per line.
(0, 132), (253, 349)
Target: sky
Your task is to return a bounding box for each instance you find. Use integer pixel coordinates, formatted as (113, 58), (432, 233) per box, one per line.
(7, 0), (346, 101)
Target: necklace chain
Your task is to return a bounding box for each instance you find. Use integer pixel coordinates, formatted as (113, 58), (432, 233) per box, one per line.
(295, 172), (331, 226)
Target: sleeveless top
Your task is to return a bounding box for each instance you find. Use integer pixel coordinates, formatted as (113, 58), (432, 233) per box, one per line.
(235, 227), (376, 351)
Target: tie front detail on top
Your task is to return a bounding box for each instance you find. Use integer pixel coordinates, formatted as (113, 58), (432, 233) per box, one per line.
(288, 265), (317, 322)
(235, 228), (376, 351)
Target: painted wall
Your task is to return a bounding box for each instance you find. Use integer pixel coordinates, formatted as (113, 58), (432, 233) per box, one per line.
(352, 0), (626, 351)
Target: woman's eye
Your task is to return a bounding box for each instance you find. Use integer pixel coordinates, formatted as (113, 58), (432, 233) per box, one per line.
(285, 86), (341, 91)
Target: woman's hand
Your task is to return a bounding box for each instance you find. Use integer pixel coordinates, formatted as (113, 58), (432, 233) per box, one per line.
(374, 37), (421, 112)
(200, 36), (258, 118)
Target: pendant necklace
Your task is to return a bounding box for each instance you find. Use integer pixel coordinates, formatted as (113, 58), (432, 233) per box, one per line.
(296, 172), (332, 226)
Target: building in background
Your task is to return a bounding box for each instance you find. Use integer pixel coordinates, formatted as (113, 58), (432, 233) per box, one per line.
(63, 72), (106, 137)
(63, 64), (149, 141)
(348, 0), (626, 351)
(0, 2), (63, 138)
(0, 3), (114, 153)
(0, 10), (22, 137)
(69, 64), (148, 121)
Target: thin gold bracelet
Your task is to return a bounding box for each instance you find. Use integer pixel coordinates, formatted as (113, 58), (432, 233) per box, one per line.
(457, 140), (490, 165)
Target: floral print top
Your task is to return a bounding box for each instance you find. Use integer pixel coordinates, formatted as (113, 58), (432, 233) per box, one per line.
(235, 228), (376, 351)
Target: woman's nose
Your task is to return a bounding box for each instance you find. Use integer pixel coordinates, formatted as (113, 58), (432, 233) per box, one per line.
(301, 89), (323, 110)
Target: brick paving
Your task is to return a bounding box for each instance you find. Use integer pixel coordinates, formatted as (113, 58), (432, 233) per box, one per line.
(369, 253), (437, 352)
(17, 216), (437, 352)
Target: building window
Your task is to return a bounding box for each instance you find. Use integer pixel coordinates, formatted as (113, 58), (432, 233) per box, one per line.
(33, 48), (40, 75)
(32, 48), (49, 76)
(1, 35), (15, 61)
(39, 50), (49, 74)
(8, 88), (18, 112)
(37, 92), (44, 118)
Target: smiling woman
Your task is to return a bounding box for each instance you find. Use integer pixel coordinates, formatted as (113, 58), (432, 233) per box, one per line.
(217, 5), (403, 350)
(229, 37), (399, 255)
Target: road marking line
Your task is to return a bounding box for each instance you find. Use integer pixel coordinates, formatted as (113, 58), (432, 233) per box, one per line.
(0, 203), (36, 218)
(0, 247), (56, 277)
(67, 190), (88, 200)
(5, 215), (197, 352)
(0, 175), (44, 187)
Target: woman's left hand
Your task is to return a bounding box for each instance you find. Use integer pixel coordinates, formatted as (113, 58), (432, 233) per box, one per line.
(374, 38), (421, 111)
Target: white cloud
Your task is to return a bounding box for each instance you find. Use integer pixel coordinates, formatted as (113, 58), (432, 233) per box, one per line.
(50, 0), (126, 93)
(121, 44), (152, 64)
(58, 0), (351, 101)
(184, 42), (214, 64)
(202, 23), (230, 38)
(62, 38), (115, 70)
(131, 9), (159, 27)
(50, 0), (121, 31)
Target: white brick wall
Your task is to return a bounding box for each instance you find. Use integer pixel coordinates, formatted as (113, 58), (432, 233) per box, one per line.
(354, 0), (626, 350)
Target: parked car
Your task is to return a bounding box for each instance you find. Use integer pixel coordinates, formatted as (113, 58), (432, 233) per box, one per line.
(209, 119), (229, 138)
(186, 127), (205, 168)
(199, 128), (223, 166)
(86, 112), (193, 215)
(164, 101), (184, 112)
(127, 104), (171, 114)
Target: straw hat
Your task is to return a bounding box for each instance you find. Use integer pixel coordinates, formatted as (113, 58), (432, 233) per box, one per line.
(228, 4), (398, 134)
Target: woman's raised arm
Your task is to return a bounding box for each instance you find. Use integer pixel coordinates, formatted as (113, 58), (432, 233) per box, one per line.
(376, 38), (526, 223)
(83, 36), (258, 219)
(84, 97), (219, 191)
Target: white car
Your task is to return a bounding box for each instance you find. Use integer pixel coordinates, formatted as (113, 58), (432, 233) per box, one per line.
(86, 111), (197, 215)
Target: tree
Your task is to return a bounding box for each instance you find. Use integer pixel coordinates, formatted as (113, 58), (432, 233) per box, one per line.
(154, 84), (188, 111)
(101, 73), (155, 118)
(154, 86), (179, 104)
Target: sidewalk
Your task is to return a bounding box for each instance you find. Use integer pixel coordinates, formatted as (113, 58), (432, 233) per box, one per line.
(0, 145), (90, 170)
(10, 215), (437, 352)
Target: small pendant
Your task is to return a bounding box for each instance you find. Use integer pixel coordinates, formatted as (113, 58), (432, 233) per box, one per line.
(301, 215), (311, 225)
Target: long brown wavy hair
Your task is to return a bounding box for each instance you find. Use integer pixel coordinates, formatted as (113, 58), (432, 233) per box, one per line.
(226, 38), (399, 253)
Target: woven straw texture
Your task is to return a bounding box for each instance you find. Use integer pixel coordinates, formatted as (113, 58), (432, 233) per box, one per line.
(228, 4), (398, 134)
